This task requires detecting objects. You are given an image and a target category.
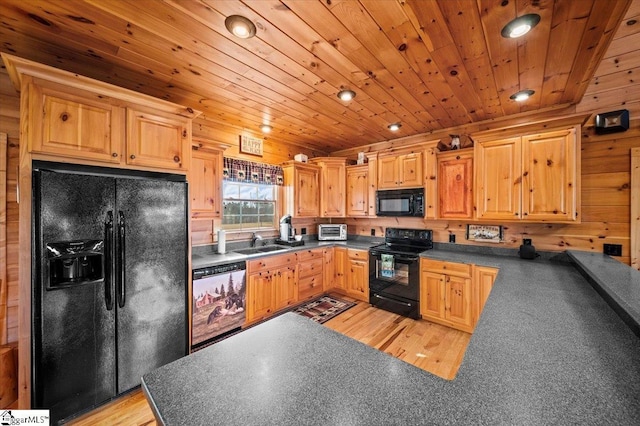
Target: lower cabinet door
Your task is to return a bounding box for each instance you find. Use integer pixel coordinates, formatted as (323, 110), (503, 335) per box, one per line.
(273, 266), (297, 311)
(247, 273), (272, 321)
(445, 275), (473, 332)
(420, 271), (446, 319)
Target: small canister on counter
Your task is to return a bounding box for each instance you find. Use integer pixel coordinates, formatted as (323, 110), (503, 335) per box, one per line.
(217, 229), (226, 254)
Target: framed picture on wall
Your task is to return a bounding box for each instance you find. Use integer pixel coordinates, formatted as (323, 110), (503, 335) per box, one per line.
(239, 134), (263, 156)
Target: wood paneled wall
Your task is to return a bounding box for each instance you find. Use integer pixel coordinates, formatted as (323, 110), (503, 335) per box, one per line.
(0, 70), (20, 344)
(345, 120), (638, 266)
(190, 108), (329, 247)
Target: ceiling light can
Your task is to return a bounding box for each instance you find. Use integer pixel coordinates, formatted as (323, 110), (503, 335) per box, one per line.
(260, 124), (272, 133)
(225, 15), (257, 39)
(501, 14), (541, 38)
(337, 89), (356, 102)
(510, 89), (535, 102)
(388, 123), (401, 131)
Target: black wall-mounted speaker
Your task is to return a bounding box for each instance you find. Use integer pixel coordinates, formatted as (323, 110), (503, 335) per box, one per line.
(595, 109), (629, 135)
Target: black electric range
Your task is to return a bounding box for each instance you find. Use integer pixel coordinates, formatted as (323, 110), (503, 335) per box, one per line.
(369, 228), (432, 319)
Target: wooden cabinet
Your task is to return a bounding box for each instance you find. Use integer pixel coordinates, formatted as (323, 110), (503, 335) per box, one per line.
(190, 141), (225, 219)
(272, 266), (297, 311)
(345, 249), (369, 302)
(126, 108), (190, 171)
(247, 272), (274, 321)
(282, 161), (320, 218)
(334, 247), (348, 291)
(30, 84), (124, 164)
(246, 252), (298, 322)
(323, 247), (335, 293)
(437, 149), (473, 219)
(297, 249), (324, 301)
(420, 259), (473, 333)
(311, 157), (347, 217)
(421, 259), (498, 333)
(346, 164), (368, 217)
(475, 127), (579, 222)
(377, 152), (423, 189)
(473, 266), (498, 325)
(24, 73), (198, 172)
(474, 137), (520, 220)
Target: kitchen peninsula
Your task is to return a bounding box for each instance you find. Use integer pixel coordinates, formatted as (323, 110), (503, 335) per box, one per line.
(143, 249), (640, 425)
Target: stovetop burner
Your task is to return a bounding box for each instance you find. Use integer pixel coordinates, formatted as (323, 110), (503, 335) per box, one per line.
(370, 227), (433, 256)
(370, 242), (428, 256)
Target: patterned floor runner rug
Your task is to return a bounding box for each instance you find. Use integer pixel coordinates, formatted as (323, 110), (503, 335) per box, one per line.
(292, 295), (356, 324)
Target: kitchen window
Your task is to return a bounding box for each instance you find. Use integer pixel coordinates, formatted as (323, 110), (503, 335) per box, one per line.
(222, 181), (278, 230)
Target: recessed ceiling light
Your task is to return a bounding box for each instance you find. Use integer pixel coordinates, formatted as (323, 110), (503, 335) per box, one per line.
(225, 15), (257, 39)
(501, 14), (541, 38)
(337, 89), (356, 102)
(260, 124), (272, 133)
(510, 89), (535, 102)
(388, 123), (402, 132)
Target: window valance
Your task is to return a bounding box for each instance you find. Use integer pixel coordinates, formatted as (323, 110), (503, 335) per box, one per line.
(223, 157), (284, 186)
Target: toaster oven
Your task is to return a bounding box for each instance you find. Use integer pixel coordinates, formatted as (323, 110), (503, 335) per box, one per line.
(318, 224), (348, 241)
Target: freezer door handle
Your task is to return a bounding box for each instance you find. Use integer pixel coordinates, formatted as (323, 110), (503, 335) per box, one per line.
(104, 211), (114, 310)
(117, 210), (126, 308)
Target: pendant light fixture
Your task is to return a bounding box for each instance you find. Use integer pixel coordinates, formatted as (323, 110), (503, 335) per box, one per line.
(225, 15), (257, 39)
(501, 14), (541, 38)
(337, 89), (356, 102)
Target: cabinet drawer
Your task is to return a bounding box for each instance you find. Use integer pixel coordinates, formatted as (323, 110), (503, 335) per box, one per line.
(248, 253), (297, 273)
(298, 258), (323, 278)
(298, 274), (323, 300)
(297, 248), (323, 262)
(347, 249), (367, 260)
(421, 259), (471, 277)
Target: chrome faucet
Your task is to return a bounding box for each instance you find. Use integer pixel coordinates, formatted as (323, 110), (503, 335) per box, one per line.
(251, 232), (263, 247)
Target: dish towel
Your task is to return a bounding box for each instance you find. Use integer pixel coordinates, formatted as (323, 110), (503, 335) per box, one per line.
(380, 254), (394, 278)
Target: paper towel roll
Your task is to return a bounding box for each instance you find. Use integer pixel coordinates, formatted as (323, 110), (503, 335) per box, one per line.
(217, 229), (226, 254)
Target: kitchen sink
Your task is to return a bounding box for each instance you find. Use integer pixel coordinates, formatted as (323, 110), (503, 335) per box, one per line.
(233, 245), (288, 256)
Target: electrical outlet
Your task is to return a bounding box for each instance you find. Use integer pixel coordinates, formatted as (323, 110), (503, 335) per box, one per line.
(603, 243), (622, 256)
(301, 227), (306, 235)
(371, 228), (375, 236)
(523, 238), (532, 245)
(449, 234), (456, 243)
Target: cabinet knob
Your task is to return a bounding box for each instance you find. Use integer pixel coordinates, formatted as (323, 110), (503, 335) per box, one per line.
(112, 152), (118, 158)
(523, 212), (528, 216)
(174, 155), (181, 163)
(130, 154), (136, 160)
(60, 112), (69, 122)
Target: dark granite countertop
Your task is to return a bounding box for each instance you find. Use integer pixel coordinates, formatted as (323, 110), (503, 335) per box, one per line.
(192, 239), (378, 269)
(148, 248), (640, 425)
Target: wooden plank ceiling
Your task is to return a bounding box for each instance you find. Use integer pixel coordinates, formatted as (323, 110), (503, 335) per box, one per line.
(0, 0), (633, 152)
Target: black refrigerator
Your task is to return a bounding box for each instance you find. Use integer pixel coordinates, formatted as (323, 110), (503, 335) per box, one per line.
(32, 161), (188, 424)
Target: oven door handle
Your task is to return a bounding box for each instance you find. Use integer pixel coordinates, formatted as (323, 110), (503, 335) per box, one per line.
(373, 294), (412, 307)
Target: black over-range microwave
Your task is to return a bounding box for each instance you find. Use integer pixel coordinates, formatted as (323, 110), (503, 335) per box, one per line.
(375, 188), (424, 217)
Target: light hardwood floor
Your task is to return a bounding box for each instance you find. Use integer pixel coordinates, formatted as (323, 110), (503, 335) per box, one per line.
(68, 296), (471, 425)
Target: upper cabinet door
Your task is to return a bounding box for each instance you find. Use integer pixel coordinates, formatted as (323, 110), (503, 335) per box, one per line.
(438, 150), (473, 219)
(346, 165), (368, 217)
(34, 85), (124, 163)
(190, 146), (223, 218)
(475, 137), (522, 220)
(313, 158), (346, 217)
(126, 108), (191, 171)
(398, 153), (423, 188)
(521, 128), (577, 221)
(377, 156), (399, 189)
(295, 165), (320, 217)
